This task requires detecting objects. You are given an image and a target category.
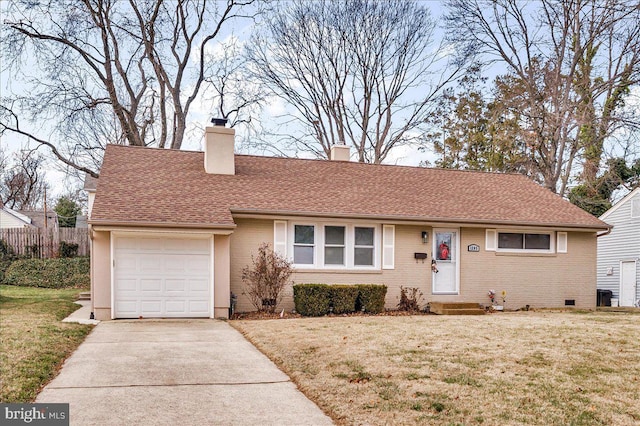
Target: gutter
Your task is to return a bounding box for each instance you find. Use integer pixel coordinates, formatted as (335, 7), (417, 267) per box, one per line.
(230, 208), (611, 232)
(87, 219), (237, 230)
(596, 226), (612, 238)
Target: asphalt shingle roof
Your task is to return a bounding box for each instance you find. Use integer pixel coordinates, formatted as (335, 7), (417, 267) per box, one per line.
(89, 144), (609, 230)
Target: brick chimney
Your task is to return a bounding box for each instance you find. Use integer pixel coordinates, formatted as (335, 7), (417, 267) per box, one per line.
(329, 142), (350, 161)
(205, 118), (235, 175)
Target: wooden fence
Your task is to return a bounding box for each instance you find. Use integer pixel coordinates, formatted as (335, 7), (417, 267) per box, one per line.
(0, 228), (90, 258)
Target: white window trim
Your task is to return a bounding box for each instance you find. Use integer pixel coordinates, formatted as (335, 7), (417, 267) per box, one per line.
(354, 226), (376, 267)
(292, 224), (316, 266)
(323, 224), (347, 267)
(495, 230), (556, 254)
(289, 221), (381, 270)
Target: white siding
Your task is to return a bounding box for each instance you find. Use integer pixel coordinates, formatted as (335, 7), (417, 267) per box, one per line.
(597, 192), (640, 304)
(0, 210), (30, 229)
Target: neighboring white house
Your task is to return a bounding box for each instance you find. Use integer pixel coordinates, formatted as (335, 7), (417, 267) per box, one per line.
(598, 187), (640, 307)
(0, 206), (33, 229)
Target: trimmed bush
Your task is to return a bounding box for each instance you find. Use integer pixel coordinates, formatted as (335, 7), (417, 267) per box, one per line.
(356, 284), (387, 313)
(294, 284), (331, 316)
(329, 285), (359, 314)
(4, 257), (90, 288)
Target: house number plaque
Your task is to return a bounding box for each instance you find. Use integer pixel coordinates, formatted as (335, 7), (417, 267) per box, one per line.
(467, 244), (480, 252)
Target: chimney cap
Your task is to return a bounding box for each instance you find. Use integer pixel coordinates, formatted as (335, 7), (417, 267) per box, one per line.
(211, 117), (228, 127)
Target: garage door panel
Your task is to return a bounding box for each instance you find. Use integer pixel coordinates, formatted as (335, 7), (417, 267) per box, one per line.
(140, 279), (162, 292)
(140, 300), (162, 314)
(188, 300), (209, 313)
(165, 300), (186, 313)
(137, 238), (164, 251)
(116, 257), (137, 272)
(189, 279), (209, 292)
(163, 238), (209, 252)
(116, 238), (139, 250)
(187, 257), (210, 273)
(140, 256), (163, 272)
(116, 301), (138, 316)
(164, 256), (188, 273)
(116, 278), (137, 292)
(166, 279), (186, 292)
(114, 236), (212, 318)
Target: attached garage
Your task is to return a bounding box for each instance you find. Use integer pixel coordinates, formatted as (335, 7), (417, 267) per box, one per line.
(112, 234), (213, 318)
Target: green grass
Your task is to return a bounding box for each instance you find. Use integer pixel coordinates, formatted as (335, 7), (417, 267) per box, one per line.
(0, 285), (93, 402)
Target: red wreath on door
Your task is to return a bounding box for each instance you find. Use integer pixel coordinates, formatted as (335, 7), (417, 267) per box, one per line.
(438, 242), (449, 260)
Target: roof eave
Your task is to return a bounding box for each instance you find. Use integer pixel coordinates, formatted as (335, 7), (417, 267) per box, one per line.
(230, 208), (610, 231)
(87, 219), (237, 230)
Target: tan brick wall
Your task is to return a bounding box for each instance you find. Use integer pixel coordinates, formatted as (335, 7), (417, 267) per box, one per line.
(230, 219), (597, 312)
(459, 228), (597, 309)
(230, 218), (433, 312)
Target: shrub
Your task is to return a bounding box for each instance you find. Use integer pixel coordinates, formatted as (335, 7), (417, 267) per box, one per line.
(0, 239), (18, 283)
(397, 286), (424, 311)
(4, 257), (90, 288)
(59, 241), (79, 258)
(329, 285), (359, 314)
(27, 244), (40, 258)
(0, 239), (17, 261)
(356, 284), (387, 313)
(241, 243), (293, 313)
(294, 284), (331, 316)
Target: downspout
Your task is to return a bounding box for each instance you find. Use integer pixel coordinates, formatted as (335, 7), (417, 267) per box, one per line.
(89, 226), (95, 320)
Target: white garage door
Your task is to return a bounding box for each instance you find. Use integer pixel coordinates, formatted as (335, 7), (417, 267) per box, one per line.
(113, 235), (212, 318)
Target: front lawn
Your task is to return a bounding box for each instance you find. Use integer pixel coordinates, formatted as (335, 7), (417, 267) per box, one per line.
(0, 285), (93, 402)
(232, 312), (640, 425)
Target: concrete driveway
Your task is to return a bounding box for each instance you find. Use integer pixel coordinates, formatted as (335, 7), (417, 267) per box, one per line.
(36, 320), (333, 425)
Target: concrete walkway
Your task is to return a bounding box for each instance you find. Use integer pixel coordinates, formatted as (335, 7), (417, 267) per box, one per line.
(37, 320), (333, 425)
(61, 300), (100, 325)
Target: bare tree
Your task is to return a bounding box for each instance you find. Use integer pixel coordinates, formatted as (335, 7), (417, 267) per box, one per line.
(1, 0), (257, 176)
(0, 148), (47, 210)
(201, 36), (267, 129)
(445, 0), (640, 195)
(248, 0), (462, 163)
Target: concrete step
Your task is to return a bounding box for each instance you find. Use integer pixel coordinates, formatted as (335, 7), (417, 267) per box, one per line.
(432, 302), (481, 310)
(439, 308), (486, 315)
(430, 302), (485, 315)
(78, 292), (91, 301)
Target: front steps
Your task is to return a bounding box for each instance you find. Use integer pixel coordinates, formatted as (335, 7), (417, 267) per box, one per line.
(430, 302), (485, 315)
(78, 292), (91, 301)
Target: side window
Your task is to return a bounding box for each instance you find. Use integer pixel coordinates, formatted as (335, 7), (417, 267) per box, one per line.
(293, 225), (315, 264)
(497, 232), (552, 251)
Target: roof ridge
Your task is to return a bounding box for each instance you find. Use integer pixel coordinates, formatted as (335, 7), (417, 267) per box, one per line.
(106, 144), (528, 178)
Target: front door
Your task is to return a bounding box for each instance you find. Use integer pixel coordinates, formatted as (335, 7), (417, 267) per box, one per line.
(432, 229), (459, 294)
(620, 261), (637, 307)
